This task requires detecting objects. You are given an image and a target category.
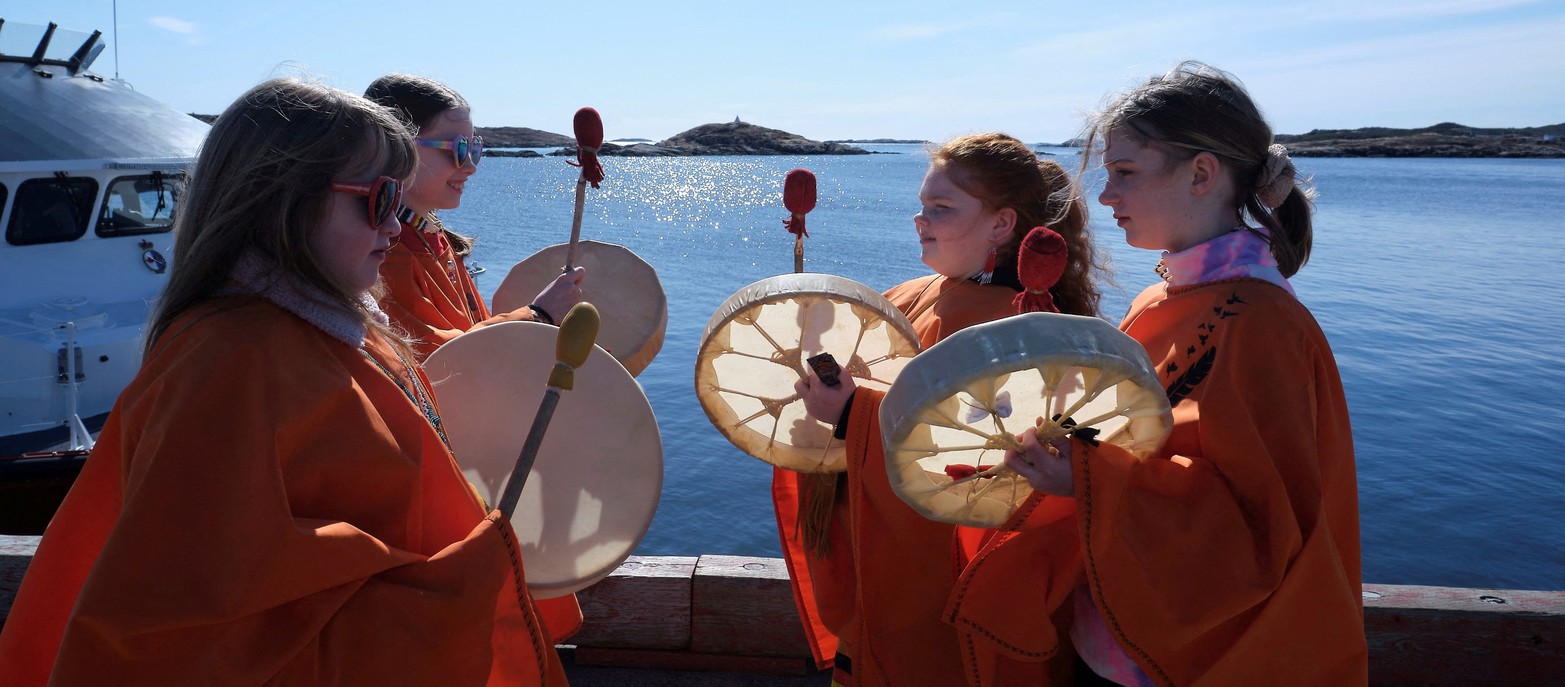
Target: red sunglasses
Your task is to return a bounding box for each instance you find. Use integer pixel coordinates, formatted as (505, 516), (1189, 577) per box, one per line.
(330, 176), (403, 227)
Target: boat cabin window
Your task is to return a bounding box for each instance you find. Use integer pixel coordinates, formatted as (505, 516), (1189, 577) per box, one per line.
(97, 174), (183, 237)
(4, 176), (98, 246)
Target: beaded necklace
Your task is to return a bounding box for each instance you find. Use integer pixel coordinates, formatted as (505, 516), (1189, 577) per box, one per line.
(360, 346), (450, 450)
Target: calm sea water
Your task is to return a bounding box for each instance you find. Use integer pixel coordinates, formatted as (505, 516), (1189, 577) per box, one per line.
(444, 145), (1565, 591)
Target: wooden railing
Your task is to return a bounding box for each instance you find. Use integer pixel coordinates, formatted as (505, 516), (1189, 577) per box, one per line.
(4, 538), (1561, 684)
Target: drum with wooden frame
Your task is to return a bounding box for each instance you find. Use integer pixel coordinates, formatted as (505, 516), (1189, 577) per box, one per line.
(880, 312), (1173, 528)
(493, 240), (666, 376)
(695, 273), (922, 473)
(424, 321), (663, 598)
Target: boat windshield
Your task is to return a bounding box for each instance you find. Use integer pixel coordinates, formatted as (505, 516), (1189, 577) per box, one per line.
(0, 21), (104, 69)
(97, 173), (182, 237)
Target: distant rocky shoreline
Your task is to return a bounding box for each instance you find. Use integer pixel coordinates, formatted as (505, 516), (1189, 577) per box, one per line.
(185, 114), (1565, 158)
(1277, 123), (1563, 158)
(828, 138), (929, 144)
(551, 122), (870, 157)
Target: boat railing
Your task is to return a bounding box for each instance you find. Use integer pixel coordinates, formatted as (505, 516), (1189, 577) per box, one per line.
(0, 319), (98, 451)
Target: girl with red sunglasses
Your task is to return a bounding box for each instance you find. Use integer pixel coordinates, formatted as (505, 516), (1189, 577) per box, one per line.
(365, 74), (586, 361)
(0, 78), (569, 687)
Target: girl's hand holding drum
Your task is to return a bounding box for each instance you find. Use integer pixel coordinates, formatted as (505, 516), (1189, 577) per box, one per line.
(1002, 425), (1073, 497)
(793, 364), (858, 429)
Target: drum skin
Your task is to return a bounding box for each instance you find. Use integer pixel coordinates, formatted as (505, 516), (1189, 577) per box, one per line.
(880, 313), (1172, 527)
(493, 240), (667, 376)
(425, 321), (663, 598)
(695, 273), (921, 473)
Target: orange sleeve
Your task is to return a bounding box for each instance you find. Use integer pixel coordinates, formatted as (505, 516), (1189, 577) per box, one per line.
(380, 250), (473, 358)
(837, 387), (970, 687)
(533, 595), (583, 643)
(772, 466), (852, 668)
(470, 306), (540, 331)
(381, 245), (542, 359)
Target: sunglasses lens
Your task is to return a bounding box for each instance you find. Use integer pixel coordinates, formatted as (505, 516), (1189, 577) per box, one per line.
(373, 178), (398, 225)
(470, 136), (484, 165)
(455, 137), (470, 167)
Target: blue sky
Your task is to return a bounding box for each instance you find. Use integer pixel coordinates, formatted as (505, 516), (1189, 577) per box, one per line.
(13, 1), (1564, 143)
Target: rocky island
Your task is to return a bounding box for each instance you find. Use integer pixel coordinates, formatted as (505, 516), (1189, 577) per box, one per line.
(474, 126), (575, 148)
(550, 121), (870, 157)
(1278, 122), (1563, 158)
(829, 138), (929, 144)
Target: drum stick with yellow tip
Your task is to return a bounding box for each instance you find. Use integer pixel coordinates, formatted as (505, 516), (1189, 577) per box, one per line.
(497, 302), (601, 518)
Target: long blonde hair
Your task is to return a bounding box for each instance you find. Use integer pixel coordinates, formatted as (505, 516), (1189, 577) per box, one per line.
(146, 78), (416, 354)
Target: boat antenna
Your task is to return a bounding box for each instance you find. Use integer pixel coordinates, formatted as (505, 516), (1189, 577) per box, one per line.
(112, 0), (120, 79)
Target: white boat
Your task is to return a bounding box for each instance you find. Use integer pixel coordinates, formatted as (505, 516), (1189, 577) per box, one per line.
(0, 19), (207, 531)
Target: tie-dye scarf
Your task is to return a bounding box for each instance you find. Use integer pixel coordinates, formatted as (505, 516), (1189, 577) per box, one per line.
(1156, 227), (1296, 298)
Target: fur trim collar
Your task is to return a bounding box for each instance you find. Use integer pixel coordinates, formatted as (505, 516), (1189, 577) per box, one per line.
(225, 252), (389, 347)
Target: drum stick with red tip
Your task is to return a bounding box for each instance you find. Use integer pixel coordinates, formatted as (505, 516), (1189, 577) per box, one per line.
(497, 302), (602, 518)
(783, 169), (817, 273)
(566, 107), (606, 270)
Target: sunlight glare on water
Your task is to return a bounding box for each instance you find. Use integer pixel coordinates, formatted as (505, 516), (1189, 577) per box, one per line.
(445, 147), (1565, 591)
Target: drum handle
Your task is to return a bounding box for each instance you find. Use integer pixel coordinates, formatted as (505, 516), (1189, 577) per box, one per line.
(496, 303), (602, 517)
(565, 107), (604, 270)
(566, 177), (586, 270)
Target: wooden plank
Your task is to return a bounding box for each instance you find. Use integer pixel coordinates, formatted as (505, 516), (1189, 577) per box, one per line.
(690, 555), (811, 658)
(573, 555), (696, 651)
(573, 646), (816, 676)
(0, 535), (39, 629)
(5, 535), (1564, 684)
(1363, 584), (1565, 686)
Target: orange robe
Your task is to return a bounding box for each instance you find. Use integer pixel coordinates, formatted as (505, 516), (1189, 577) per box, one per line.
(774, 275), (1021, 684)
(379, 228), (536, 360)
(378, 228), (583, 640)
(951, 278), (1366, 685)
(0, 297), (568, 686)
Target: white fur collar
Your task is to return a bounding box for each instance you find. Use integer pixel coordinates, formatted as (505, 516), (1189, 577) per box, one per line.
(226, 252), (389, 347)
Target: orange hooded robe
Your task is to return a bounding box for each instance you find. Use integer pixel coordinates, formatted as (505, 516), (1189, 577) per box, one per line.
(774, 274), (1030, 685)
(0, 297), (568, 686)
(378, 226), (583, 639)
(948, 278), (1366, 685)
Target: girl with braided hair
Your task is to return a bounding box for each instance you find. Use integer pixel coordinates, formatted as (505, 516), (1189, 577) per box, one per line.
(980, 62), (1366, 685)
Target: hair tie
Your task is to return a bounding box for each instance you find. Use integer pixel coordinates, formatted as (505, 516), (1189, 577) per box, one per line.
(1256, 143), (1295, 210)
